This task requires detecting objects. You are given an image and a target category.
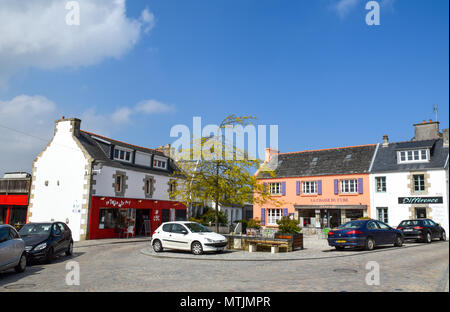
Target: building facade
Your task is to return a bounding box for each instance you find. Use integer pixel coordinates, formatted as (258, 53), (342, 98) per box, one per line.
(370, 121), (449, 234)
(0, 172), (31, 228)
(254, 145), (376, 229)
(28, 118), (186, 241)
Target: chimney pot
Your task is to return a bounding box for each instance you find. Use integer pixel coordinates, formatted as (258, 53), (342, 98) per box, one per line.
(429, 119), (432, 123)
(382, 134), (389, 147)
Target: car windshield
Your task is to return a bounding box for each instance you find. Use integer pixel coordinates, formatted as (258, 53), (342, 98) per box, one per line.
(399, 220), (421, 226)
(19, 223), (52, 236)
(184, 222), (212, 233)
(337, 221), (364, 229)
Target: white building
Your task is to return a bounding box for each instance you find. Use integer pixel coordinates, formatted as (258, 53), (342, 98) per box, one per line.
(369, 120), (449, 234)
(28, 117), (186, 241)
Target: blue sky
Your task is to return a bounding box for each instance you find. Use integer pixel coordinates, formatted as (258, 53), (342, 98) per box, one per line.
(0, 0), (448, 174)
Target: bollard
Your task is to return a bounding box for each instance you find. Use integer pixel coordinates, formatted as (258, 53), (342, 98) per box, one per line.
(271, 246), (279, 254)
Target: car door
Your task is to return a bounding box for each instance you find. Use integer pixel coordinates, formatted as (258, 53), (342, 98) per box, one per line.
(160, 223), (174, 248)
(376, 221), (395, 244)
(0, 227), (13, 269)
(51, 223), (65, 253)
(9, 227), (23, 263)
(425, 220), (439, 239)
(168, 224), (191, 250)
(57, 223), (70, 250)
(367, 221), (383, 244)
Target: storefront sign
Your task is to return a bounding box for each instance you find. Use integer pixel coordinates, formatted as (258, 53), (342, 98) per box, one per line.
(105, 199), (132, 208)
(398, 197), (443, 204)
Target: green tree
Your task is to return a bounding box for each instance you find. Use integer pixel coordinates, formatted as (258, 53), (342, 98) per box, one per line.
(170, 115), (281, 232)
(276, 216), (301, 234)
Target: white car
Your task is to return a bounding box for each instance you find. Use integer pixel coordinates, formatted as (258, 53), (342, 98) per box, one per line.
(151, 221), (227, 255)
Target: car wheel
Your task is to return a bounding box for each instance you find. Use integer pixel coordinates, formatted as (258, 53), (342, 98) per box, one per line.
(45, 247), (54, 264)
(425, 232), (432, 244)
(365, 237), (375, 251)
(440, 231), (446, 241)
(65, 241), (73, 256)
(394, 235), (403, 247)
(152, 240), (163, 253)
(191, 241), (203, 255)
(14, 253), (27, 273)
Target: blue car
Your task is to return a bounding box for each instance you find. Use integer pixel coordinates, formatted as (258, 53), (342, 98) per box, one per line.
(327, 219), (404, 250)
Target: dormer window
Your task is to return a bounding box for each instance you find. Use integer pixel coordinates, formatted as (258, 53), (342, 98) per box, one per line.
(113, 147), (132, 162)
(398, 149), (429, 164)
(153, 156), (167, 169)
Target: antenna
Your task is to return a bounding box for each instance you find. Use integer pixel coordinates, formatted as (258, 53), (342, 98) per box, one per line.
(433, 104), (438, 122)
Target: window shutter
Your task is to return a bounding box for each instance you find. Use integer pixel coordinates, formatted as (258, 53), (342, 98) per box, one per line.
(296, 181), (300, 195)
(317, 180), (322, 195)
(263, 182), (267, 194)
(261, 208), (266, 226)
(358, 178), (364, 194)
(334, 179), (339, 195)
(283, 208), (288, 216)
(281, 182), (286, 195)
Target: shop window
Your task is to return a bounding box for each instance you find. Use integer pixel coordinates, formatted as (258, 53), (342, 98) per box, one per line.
(346, 209), (363, 221)
(161, 209), (170, 223)
(267, 208), (282, 225)
(0, 206), (7, 225)
(175, 209), (187, 221)
(375, 177), (386, 193)
(302, 181), (317, 195)
(413, 175), (425, 192)
(99, 208), (135, 230)
(377, 207), (388, 224)
(8, 206), (27, 228)
(340, 179), (358, 194)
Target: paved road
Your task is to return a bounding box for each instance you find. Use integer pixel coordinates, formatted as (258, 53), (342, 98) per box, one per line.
(0, 240), (448, 292)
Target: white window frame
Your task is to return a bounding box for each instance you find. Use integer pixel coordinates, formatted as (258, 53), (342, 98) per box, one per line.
(398, 149), (429, 164)
(113, 147), (132, 163)
(340, 179), (358, 194)
(153, 156), (168, 169)
(413, 174), (425, 192)
(375, 176), (386, 193)
(269, 183), (281, 195)
(267, 208), (282, 225)
(377, 207), (388, 223)
(302, 181), (317, 195)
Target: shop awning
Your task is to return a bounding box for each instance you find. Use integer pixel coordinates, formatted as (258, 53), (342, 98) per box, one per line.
(294, 205), (367, 210)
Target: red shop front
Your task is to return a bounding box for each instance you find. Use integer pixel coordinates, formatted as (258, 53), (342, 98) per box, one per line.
(88, 196), (187, 240)
(0, 195), (29, 228)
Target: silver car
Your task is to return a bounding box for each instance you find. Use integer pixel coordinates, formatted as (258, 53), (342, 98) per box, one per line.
(0, 224), (27, 273)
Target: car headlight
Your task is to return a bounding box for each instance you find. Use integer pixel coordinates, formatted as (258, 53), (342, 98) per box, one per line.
(24, 246), (33, 252)
(34, 243), (47, 251)
(205, 238), (214, 243)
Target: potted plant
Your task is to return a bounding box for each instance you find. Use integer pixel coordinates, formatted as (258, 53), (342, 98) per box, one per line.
(246, 218), (261, 236)
(274, 216), (303, 250)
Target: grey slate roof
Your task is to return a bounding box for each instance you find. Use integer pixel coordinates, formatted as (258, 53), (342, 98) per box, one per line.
(258, 144), (377, 179)
(371, 138), (449, 173)
(77, 131), (176, 175)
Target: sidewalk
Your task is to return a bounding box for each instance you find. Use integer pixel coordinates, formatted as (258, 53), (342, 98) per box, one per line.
(74, 237), (151, 248)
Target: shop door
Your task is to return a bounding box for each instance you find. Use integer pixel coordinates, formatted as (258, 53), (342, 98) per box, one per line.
(329, 210), (341, 228)
(415, 208), (427, 219)
(0, 206), (7, 225)
(136, 210), (150, 236)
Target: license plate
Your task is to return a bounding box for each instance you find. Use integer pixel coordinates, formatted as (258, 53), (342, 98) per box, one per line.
(336, 240), (346, 243)
(404, 229), (413, 232)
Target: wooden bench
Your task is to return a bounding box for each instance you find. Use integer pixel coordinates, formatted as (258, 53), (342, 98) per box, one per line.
(247, 239), (290, 253)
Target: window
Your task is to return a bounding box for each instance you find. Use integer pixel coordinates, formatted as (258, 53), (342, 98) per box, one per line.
(413, 174), (425, 192)
(415, 207), (427, 219)
(267, 208), (282, 225)
(0, 228), (9, 242)
(375, 177), (386, 192)
(171, 224), (188, 234)
(398, 149), (429, 163)
(367, 221), (380, 230)
(269, 183), (281, 195)
(153, 159), (167, 169)
(376, 221), (390, 229)
(302, 181), (317, 194)
(377, 207), (389, 224)
(98, 208), (132, 229)
(340, 179), (358, 194)
(115, 175), (123, 193)
(113, 148), (132, 162)
(8, 228), (19, 239)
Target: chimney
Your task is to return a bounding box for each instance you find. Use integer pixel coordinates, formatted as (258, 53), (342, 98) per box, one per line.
(156, 144), (174, 158)
(382, 134), (389, 147)
(412, 120), (440, 141)
(265, 147), (279, 162)
(54, 117), (81, 136)
(443, 129), (449, 147)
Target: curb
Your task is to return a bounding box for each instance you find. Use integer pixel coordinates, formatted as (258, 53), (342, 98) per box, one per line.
(140, 241), (435, 262)
(74, 238), (151, 249)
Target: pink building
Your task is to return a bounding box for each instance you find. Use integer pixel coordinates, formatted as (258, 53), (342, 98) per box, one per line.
(254, 145), (377, 229)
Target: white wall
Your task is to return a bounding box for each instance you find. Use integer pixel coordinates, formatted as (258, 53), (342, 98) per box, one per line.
(92, 165), (172, 201)
(29, 120), (89, 241)
(370, 170), (449, 234)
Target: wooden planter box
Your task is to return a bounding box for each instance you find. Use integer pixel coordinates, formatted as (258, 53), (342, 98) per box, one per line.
(246, 228), (261, 237)
(274, 233), (303, 250)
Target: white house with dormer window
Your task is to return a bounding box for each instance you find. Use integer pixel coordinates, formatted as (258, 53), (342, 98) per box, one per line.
(28, 117), (186, 241)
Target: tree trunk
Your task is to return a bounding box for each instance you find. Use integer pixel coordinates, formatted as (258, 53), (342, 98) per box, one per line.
(215, 160), (220, 233)
(215, 199), (219, 233)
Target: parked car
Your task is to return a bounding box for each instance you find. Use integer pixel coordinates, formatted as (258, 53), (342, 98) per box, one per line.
(151, 221), (227, 255)
(0, 224), (27, 273)
(397, 219), (446, 243)
(328, 219), (404, 251)
(18, 222), (73, 263)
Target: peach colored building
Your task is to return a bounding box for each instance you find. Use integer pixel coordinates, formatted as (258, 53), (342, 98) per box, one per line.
(254, 145), (377, 229)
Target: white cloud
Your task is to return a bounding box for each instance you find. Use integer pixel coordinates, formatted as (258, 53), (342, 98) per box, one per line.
(334, 0), (360, 18)
(0, 0), (155, 87)
(135, 99), (176, 114)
